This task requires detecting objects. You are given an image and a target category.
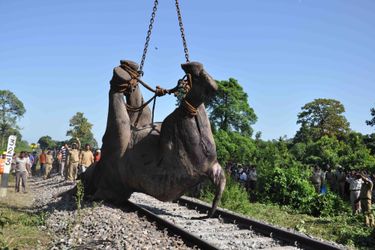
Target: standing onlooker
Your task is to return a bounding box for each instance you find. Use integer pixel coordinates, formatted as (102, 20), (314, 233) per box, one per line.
(11, 153), (17, 173)
(336, 167), (346, 198)
(347, 173), (363, 215)
(311, 166), (324, 193)
(39, 150), (47, 176)
(28, 152), (34, 176)
(15, 151), (30, 193)
(0, 152), (6, 174)
(44, 150), (54, 179)
(67, 142), (80, 182)
(248, 165), (257, 191)
(358, 173), (374, 227)
(239, 169), (247, 187)
(326, 168), (336, 192)
(59, 143), (69, 178)
(79, 144), (94, 174)
(94, 149), (101, 163)
(31, 151), (38, 176)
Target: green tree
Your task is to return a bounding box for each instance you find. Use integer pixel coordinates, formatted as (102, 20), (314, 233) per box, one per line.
(15, 140), (32, 153)
(214, 130), (257, 166)
(66, 112), (97, 148)
(296, 98), (350, 141)
(366, 107), (375, 127)
(206, 78), (257, 137)
(37, 135), (57, 149)
(363, 133), (375, 155)
(339, 132), (375, 170)
(0, 90), (26, 148)
(304, 136), (341, 167)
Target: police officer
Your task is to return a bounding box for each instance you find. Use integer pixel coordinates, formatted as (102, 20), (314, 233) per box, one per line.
(67, 142), (80, 182)
(44, 150), (54, 179)
(79, 144), (94, 174)
(358, 173), (374, 227)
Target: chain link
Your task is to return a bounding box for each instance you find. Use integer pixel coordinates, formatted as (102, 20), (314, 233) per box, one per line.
(139, 0), (190, 75)
(175, 0), (190, 63)
(139, 0), (159, 75)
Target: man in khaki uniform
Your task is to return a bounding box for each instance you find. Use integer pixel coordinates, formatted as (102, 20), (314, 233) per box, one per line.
(79, 144), (94, 174)
(44, 150), (54, 179)
(358, 173), (374, 227)
(336, 167), (347, 198)
(67, 142), (80, 182)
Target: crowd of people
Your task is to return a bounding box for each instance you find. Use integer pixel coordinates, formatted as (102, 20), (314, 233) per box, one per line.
(225, 160), (374, 227)
(226, 162), (258, 200)
(311, 166), (374, 227)
(1, 142), (101, 194)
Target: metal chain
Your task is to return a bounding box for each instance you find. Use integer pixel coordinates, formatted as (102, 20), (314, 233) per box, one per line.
(175, 0), (190, 63)
(139, 0), (159, 75)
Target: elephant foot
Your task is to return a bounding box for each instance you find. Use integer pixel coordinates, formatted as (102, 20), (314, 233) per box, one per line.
(181, 62), (218, 108)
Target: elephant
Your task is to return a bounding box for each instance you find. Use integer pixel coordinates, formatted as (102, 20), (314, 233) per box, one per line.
(83, 60), (226, 217)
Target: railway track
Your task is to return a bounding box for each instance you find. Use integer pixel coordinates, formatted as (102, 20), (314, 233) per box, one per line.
(128, 193), (343, 250)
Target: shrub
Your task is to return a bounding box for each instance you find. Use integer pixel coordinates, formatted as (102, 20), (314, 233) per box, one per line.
(200, 175), (252, 214)
(258, 163), (315, 213)
(308, 192), (349, 217)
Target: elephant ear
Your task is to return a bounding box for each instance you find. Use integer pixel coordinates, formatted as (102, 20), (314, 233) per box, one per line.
(181, 62), (203, 76)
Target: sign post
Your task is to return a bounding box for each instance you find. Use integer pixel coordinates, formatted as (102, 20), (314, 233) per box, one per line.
(0, 135), (17, 197)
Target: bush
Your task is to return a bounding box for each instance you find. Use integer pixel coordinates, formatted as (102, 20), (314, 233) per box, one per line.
(258, 162), (315, 213)
(258, 161), (350, 216)
(308, 192), (349, 217)
(200, 175), (252, 214)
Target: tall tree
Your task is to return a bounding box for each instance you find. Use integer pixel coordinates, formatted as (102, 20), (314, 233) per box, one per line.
(296, 98), (350, 141)
(0, 90), (26, 148)
(38, 135), (57, 149)
(205, 78), (257, 136)
(366, 107), (375, 127)
(66, 112), (98, 148)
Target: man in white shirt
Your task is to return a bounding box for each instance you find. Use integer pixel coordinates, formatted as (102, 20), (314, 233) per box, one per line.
(347, 172), (364, 215)
(15, 151), (30, 193)
(239, 170), (248, 184)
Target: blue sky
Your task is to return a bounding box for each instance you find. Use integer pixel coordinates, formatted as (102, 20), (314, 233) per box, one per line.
(1, 0), (374, 145)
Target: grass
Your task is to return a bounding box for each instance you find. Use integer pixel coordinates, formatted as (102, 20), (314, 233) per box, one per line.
(0, 174), (51, 250)
(233, 202), (374, 249)
(199, 179), (375, 250)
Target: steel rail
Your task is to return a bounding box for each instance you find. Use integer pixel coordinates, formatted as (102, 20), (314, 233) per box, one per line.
(125, 200), (219, 250)
(177, 196), (342, 250)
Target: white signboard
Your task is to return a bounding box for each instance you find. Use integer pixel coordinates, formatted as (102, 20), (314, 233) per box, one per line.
(0, 135), (17, 197)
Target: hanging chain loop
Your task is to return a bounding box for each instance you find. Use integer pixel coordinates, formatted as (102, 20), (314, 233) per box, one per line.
(139, 0), (159, 75)
(175, 0), (190, 63)
(139, 0), (190, 74)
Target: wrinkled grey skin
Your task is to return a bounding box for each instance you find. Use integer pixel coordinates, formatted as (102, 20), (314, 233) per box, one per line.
(84, 60), (226, 217)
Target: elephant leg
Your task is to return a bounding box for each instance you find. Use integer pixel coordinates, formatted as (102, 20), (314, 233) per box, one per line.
(85, 65), (133, 200)
(119, 60), (152, 128)
(101, 89), (131, 157)
(101, 64), (134, 156)
(125, 85), (152, 128)
(207, 162), (226, 217)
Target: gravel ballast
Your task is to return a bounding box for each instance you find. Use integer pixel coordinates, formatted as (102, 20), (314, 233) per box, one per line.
(29, 174), (193, 249)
